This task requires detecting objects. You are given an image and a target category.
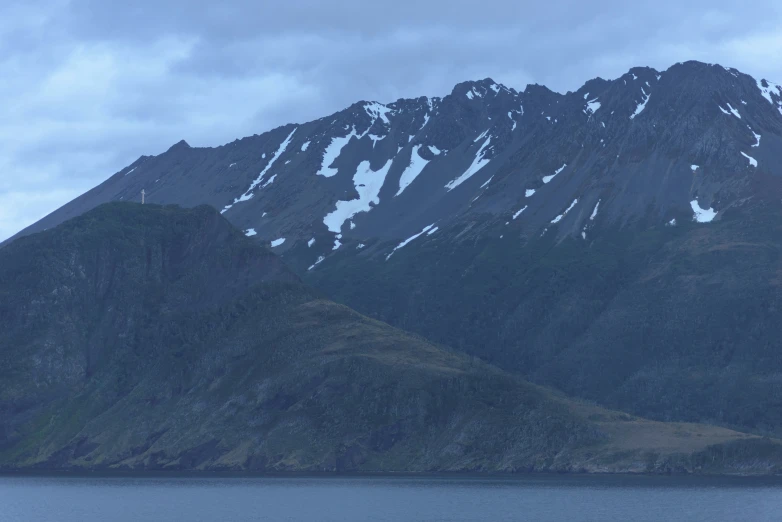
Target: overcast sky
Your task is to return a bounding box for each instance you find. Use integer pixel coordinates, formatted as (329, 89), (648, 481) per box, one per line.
(1, 0), (781, 241)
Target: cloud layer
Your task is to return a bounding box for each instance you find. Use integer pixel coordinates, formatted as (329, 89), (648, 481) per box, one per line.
(1, 0), (781, 240)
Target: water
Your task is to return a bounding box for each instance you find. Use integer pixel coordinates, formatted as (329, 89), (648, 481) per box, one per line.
(1, 474), (781, 521)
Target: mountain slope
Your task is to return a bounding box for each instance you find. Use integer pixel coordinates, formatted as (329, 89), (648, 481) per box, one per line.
(309, 202), (782, 434)
(2, 203), (781, 474)
(9, 61), (782, 263)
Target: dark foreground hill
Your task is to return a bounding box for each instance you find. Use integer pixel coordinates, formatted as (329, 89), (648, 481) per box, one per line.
(1, 203), (781, 474)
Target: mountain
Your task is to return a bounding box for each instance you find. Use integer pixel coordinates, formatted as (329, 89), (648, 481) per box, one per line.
(8, 61), (782, 254)
(2, 202), (782, 474)
(5, 60), (782, 436)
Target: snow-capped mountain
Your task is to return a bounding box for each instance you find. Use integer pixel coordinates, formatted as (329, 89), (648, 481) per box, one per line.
(11, 61), (782, 271)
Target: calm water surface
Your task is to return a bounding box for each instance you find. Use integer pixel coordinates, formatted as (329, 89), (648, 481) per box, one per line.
(1, 474), (781, 521)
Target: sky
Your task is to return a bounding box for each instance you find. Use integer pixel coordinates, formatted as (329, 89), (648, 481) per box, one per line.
(1, 0), (781, 241)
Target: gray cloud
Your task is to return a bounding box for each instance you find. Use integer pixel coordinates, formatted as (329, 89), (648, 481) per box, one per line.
(1, 0), (781, 240)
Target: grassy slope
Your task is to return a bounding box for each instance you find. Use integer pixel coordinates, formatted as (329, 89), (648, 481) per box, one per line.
(1, 203), (781, 475)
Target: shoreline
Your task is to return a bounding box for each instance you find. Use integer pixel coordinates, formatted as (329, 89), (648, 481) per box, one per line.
(2, 469), (782, 482)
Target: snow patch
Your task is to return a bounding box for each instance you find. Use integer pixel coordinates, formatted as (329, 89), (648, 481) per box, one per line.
(542, 163), (567, 184)
(445, 135), (492, 191)
(757, 79), (782, 114)
(364, 102), (391, 124)
(125, 167), (136, 176)
(473, 129), (489, 143)
(261, 174), (277, 188)
(551, 199), (578, 224)
(480, 175), (494, 189)
(726, 103), (741, 119)
(324, 159), (393, 234)
(630, 88), (650, 119)
(667, 218), (677, 226)
(386, 224), (437, 260)
(466, 90), (474, 100)
(228, 163), (236, 168)
(590, 200), (600, 220)
(224, 127), (296, 212)
(301, 141), (310, 151)
(308, 238), (315, 247)
(428, 145), (442, 155)
(421, 112), (430, 130)
(690, 200), (716, 223)
(741, 151), (758, 167)
(357, 243), (365, 250)
(585, 98), (601, 115)
(691, 165), (699, 172)
(308, 256), (325, 271)
(748, 126), (761, 147)
(513, 206), (527, 219)
(271, 238), (286, 247)
(244, 228), (257, 237)
(317, 127), (359, 178)
(396, 145), (430, 196)
(525, 189), (536, 198)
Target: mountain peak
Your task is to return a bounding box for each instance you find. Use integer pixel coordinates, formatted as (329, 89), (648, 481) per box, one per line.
(450, 78), (505, 99)
(166, 139), (191, 152)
